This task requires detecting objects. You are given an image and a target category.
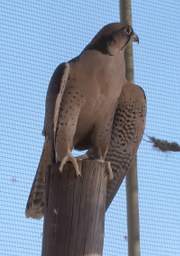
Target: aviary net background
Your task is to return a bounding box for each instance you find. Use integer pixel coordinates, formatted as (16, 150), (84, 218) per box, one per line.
(0, 1), (180, 256)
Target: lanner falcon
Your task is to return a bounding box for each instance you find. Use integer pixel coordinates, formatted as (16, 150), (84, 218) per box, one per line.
(25, 22), (146, 218)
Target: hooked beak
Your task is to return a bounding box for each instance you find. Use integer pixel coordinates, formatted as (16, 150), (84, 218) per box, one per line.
(131, 32), (139, 44)
(121, 30), (139, 50)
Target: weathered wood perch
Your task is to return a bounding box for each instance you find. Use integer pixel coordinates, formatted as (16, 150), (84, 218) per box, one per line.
(42, 160), (108, 256)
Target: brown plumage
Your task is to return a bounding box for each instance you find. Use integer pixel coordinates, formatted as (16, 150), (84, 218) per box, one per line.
(25, 22), (144, 219)
(106, 82), (146, 208)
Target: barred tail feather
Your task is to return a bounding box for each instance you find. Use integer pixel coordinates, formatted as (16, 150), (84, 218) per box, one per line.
(25, 140), (52, 218)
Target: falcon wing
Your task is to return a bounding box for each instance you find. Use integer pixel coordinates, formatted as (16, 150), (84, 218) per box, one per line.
(25, 62), (70, 218)
(106, 82), (146, 209)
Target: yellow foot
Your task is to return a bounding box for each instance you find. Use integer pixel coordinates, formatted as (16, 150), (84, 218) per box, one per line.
(59, 153), (81, 176)
(97, 159), (114, 180)
(106, 161), (114, 180)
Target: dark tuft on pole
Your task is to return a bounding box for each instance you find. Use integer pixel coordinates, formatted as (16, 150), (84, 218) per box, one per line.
(149, 136), (180, 152)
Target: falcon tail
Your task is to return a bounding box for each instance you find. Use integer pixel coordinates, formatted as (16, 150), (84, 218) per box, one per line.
(25, 140), (52, 219)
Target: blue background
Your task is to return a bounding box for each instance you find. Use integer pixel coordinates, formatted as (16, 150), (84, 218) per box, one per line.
(0, 1), (180, 255)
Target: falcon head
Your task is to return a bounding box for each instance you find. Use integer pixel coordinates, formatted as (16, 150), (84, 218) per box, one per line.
(85, 22), (139, 56)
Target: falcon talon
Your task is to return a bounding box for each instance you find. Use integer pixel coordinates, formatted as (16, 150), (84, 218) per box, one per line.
(96, 160), (113, 180)
(59, 153), (81, 176)
(106, 162), (114, 180)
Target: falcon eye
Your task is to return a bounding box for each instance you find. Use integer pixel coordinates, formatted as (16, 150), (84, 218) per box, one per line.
(124, 26), (132, 35)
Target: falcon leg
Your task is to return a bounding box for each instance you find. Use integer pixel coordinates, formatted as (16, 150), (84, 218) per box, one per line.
(55, 126), (81, 176)
(90, 113), (114, 179)
(54, 87), (84, 176)
(92, 114), (114, 159)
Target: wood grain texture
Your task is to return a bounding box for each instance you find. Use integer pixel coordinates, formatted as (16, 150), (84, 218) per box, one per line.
(42, 160), (108, 256)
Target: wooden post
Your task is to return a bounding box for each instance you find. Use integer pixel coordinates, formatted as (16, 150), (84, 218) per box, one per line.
(120, 1), (141, 256)
(42, 160), (108, 256)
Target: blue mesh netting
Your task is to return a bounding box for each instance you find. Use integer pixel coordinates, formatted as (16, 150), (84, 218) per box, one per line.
(0, 1), (179, 255)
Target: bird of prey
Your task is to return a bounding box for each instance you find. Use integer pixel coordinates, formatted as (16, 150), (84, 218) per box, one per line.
(25, 22), (146, 219)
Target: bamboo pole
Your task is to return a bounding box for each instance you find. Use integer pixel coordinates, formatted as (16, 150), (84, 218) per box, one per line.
(42, 160), (107, 256)
(120, 1), (141, 256)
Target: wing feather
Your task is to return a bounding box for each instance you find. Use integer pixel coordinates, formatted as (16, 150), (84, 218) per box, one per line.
(25, 62), (70, 218)
(106, 82), (146, 209)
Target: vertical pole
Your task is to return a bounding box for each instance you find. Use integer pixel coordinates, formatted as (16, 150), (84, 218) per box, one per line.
(119, 1), (141, 256)
(42, 160), (107, 256)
